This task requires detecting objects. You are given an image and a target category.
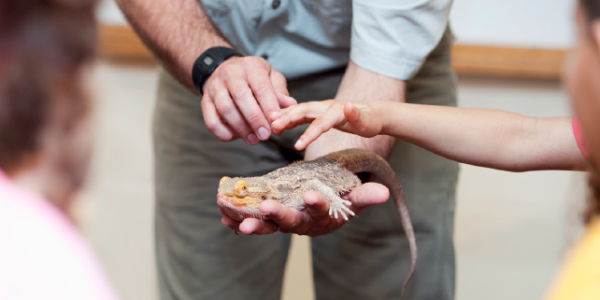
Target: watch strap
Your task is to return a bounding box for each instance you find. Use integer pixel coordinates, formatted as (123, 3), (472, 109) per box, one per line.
(192, 47), (243, 94)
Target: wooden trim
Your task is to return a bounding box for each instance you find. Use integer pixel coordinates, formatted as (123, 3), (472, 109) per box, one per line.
(452, 44), (567, 79)
(98, 24), (155, 63)
(98, 24), (567, 79)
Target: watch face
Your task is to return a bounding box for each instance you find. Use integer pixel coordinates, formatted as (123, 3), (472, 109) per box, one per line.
(203, 56), (214, 66)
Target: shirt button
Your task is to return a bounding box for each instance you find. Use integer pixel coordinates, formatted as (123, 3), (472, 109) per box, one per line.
(272, 0), (281, 9)
(261, 54), (269, 60)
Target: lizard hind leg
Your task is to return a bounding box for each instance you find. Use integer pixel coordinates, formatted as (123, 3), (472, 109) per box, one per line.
(302, 180), (355, 221)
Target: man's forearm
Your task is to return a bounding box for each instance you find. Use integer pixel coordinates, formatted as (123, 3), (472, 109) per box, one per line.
(335, 61), (406, 104)
(116, 0), (230, 90)
(305, 61), (404, 159)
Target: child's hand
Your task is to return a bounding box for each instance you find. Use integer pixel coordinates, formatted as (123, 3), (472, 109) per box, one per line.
(270, 100), (384, 150)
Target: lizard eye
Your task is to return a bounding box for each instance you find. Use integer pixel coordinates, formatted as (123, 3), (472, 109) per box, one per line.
(235, 181), (248, 197)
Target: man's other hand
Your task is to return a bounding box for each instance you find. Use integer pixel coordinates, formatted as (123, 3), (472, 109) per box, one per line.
(221, 182), (389, 236)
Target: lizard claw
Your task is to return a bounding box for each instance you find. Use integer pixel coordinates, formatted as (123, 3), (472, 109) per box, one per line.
(329, 197), (354, 221)
(342, 205), (355, 217)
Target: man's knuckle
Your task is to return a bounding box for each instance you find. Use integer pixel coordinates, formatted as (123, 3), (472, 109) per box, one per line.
(246, 113), (264, 126)
(200, 97), (209, 107)
(247, 56), (262, 63)
(249, 56), (270, 69)
(242, 57), (255, 67)
(217, 101), (237, 116)
(253, 83), (272, 98)
(219, 64), (237, 76)
(219, 133), (235, 142)
(230, 121), (248, 134)
(232, 88), (252, 101)
(205, 120), (218, 132)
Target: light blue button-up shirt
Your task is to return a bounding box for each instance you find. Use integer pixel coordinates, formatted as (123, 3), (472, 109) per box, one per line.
(201, 0), (452, 81)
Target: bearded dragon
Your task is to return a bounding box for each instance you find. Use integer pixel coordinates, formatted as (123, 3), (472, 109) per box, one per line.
(217, 148), (416, 297)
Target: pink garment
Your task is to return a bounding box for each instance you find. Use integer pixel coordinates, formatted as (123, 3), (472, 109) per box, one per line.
(0, 169), (119, 300)
(573, 117), (588, 159)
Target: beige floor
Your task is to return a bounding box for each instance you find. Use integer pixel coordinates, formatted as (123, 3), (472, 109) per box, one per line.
(77, 62), (586, 300)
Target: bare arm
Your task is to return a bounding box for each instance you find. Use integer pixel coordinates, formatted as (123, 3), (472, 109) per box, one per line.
(381, 104), (585, 171)
(272, 101), (587, 172)
(116, 0), (230, 90)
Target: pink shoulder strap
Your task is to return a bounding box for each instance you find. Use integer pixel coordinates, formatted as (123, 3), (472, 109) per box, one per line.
(573, 117), (588, 158)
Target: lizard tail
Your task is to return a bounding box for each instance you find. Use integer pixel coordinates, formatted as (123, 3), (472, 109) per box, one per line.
(325, 148), (417, 298)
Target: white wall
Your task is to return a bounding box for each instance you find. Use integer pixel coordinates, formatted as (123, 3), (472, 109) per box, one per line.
(97, 0), (127, 25)
(98, 0), (576, 49)
(450, 0), (576, 49)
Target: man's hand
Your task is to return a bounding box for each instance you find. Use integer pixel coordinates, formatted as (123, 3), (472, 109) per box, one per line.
(116, 0), (296, 145)
(201, 56), (297, 144)
(221, 61), (404, 236)
(221, 182), (389, 236)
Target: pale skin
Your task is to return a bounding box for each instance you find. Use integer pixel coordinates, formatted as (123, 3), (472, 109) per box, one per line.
(225, 63), (406, 235)
(271, 101), (588, 173)
(116, 0), (402, 235)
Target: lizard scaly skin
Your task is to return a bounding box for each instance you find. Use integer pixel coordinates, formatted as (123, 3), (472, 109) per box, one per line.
(217, 148), (417, 297)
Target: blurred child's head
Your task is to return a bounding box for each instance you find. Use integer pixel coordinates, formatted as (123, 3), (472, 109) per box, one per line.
(0, 0), (97, 214)
(566, 0), (600, 222)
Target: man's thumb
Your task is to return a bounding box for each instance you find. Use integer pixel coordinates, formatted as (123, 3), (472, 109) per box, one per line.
(270, 69), (297, 108)
(348, 183), (389, 208)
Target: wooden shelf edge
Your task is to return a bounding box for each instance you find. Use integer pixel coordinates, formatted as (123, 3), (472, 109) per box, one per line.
(98, 24), (567, 79)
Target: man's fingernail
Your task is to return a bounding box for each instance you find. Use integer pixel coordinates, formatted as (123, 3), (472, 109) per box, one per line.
(258, 127), (270, 140)
(294, 138), (303, 149)
(247, 133), (258, 144)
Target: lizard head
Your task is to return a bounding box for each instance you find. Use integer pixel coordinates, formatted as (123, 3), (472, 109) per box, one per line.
(217, 176), (287, 221)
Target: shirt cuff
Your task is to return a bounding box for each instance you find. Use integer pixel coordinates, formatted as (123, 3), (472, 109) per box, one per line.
(350, 41), (425, 80)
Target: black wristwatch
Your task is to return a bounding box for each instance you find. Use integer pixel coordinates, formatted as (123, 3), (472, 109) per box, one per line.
(192, 47), (244, 93)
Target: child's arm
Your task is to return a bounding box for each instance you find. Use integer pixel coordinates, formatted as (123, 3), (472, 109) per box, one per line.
(270, 100), (587, 171)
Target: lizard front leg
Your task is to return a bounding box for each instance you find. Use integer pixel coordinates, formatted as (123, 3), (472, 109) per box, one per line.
(299, 180), (356, 221)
